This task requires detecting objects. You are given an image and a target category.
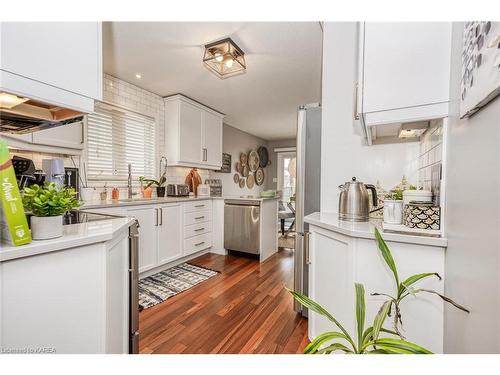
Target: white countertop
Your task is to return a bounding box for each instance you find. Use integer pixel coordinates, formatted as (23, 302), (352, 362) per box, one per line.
(304, 212), (447, 247)
(0, 217), (135, 262)
(82, 195), (279, 209)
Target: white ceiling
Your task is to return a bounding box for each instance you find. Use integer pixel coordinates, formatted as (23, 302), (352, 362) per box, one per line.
(103, 22), (322, 140)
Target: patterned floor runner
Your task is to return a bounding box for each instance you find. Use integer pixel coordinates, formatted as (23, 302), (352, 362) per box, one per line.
(139, 263), (219, 309)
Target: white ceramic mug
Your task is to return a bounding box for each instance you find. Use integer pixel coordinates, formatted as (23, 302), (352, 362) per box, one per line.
(383, 200), (403, 224)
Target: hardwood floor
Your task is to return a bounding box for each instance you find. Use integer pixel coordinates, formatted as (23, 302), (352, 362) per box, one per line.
(139, 248), (309, 354)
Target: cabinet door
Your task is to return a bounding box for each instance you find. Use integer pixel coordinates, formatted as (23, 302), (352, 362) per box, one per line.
(178, 101), (203, 164)
(157, 204), (183, 265)
(32, 121), (84, 149)
(127, 207), (158, 273)
(362, 22), (451, 113)
(202, 111), (222, 167)
(0, 22), (102, 100)
(308, 230), (353, 340)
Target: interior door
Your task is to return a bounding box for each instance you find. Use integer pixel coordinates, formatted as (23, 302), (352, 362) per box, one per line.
(157, 204), (183, 264)
(202, 111), (222, 167)
(127, 206), (157, 273)
(178, 101), (203, 164)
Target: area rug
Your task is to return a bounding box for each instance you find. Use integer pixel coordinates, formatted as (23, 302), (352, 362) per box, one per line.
(139, 263), (219, 309)
(278, 232), (296, 249)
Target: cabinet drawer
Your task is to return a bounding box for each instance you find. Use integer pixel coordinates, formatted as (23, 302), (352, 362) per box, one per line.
(184, 221), (212, 239)
(184, 233), (212, 256)
(184, 210), (211, 226)
(184, 200), (212, 213)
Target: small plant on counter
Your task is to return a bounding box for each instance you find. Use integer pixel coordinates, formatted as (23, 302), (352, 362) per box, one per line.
(288, 284), (432, 354)
(385, 188), (403, 201)
(372, 228), (469, 338)
(139, 174), (167, 198)
(22, 182), (80, 217)
(22, 182), (80, 240)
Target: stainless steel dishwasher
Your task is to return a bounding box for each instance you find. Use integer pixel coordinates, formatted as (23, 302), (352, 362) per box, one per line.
(224, 200), (260, 254)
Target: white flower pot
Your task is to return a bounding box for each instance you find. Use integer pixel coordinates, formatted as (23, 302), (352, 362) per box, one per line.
(383, 200), (403, 225)
(31, 215), (64, 240)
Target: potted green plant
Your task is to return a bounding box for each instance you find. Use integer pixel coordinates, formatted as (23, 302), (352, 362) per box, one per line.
(22, 182), (80, 240)
(139, 174), (167, 198)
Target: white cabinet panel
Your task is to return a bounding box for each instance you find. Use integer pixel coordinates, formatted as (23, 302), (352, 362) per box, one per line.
(184, 199), (212, 213)
(184, 210), (211, 226)
(32, 121), (84, 149)
(203, 111), (222, 167)
(359, 22), (452, 129)
(157, 204), (183, 265)
(127, 206), (157, 273)
(1, 22), (102, 100)
(184, 233), (212, 256)
(178, 100), (203, 164)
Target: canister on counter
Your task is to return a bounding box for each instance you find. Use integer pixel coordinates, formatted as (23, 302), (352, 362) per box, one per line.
(403, 201), (440, 230)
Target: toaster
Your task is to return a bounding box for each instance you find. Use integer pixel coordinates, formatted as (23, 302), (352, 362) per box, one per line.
(167, 184), (190, 197)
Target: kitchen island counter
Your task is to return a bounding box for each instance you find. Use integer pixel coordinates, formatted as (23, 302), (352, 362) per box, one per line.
(0, 216), (134, 262)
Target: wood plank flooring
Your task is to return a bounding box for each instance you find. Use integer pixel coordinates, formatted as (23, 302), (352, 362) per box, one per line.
(139, 248), (309, 354)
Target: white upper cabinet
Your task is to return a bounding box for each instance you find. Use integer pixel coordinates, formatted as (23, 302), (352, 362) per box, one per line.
(203, 111), (223, 167)
(0, 22), (102, 113)
(357, 22), (452, 129)
(165, 95), (224, 169)
(32, 121), (84, 150)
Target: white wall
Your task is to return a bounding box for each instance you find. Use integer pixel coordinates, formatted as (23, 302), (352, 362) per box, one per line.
(443, 23), (500, 353)
(320, 22), (419, 213)
(211, 124), (269, 197)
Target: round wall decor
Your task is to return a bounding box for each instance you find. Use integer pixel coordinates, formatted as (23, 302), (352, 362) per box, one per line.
(239, 178), (245, 188)
(239, 152), (248, 165)
(257, 146), (269, 168)
(246, 174), (255, 188)
(248, 150), (260, 172)
(255, 168), (265, 186)
(233, 173), (240, 184)
(242, 165), (249, 177)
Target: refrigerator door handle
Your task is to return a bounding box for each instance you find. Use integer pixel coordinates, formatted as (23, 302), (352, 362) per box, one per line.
(304, 231), (311, 265)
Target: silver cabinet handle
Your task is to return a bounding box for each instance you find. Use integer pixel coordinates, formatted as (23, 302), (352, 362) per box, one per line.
(159, 207), (163, 226)
(353, 81), (360, 120)
(155, 208), (158, 226)
(202, 148), (207, 161)
(305, 231), (311, 265)
(194, 227), (205, 232)
(195, 204), (205, 208)
(195, 241), (205, 246)
(195, 216), (205, 220)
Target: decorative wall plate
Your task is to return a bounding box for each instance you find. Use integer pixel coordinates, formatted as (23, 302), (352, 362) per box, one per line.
(255, 168), (265, 186)
(242, 165), (249, 177)
(233, 173), (240, 184)
(246, 174), (255, 188)
(248, 150), (260, 172)
(239, 152), (248, 165)
(257, 146), (269, 168)
(235, 161), (243, 175)
(239, 178), (245, 188)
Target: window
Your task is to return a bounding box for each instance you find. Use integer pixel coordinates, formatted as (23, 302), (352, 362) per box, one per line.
(87, 102), (156, 181)
(277, 151), (296, 202)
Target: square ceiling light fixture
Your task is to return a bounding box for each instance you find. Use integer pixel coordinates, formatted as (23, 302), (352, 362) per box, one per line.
(203, 38), (246, 79)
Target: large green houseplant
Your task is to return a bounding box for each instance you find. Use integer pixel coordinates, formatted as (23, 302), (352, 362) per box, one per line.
(290, 228), (469, 354)
(22, 182), (80, 240)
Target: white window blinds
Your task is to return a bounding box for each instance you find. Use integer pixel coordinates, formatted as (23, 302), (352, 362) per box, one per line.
(87, 102), (156, 181)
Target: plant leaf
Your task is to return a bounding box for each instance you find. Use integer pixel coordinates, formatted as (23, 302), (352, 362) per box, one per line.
(413, 289), (470, 313)
(372, 338), (433, 354)
(287, 288), (356, 350)
(355, 283), (365, 349)
(362, 326), (399, 346)
(316, 342), (353, 354)
(399, 273), (441, 295)
(372, 300), (392, 341)
(374, 228), (400, 289)
(304, 331), (349, 354)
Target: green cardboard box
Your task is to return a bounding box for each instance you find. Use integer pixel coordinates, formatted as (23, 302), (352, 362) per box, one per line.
(0, 137), (32, 246)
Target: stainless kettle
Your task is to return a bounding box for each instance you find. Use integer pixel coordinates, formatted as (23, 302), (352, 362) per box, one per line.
(338, 177), (378, 222)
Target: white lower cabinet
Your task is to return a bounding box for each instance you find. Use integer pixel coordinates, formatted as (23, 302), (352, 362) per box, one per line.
(307, 225), (446, 353)
(157, 204), (183, 265)
(127, 206), (158, 273)
(124, 200), (213, 276)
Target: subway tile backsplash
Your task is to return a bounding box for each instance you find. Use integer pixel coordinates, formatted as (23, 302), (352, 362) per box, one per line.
(418, 119), (443, 191)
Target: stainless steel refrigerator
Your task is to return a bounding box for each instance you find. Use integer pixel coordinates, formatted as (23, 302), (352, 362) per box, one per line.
(293, 103), (321, 316)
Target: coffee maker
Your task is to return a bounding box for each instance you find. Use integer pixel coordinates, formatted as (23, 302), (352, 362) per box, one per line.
(42, 159), (66, 189)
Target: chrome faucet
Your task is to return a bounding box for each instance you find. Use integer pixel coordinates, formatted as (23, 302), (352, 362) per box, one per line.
(128, 163), (133, 199)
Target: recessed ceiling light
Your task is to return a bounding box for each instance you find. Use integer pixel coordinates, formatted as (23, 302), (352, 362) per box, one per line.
(135, 73), (142, 79)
